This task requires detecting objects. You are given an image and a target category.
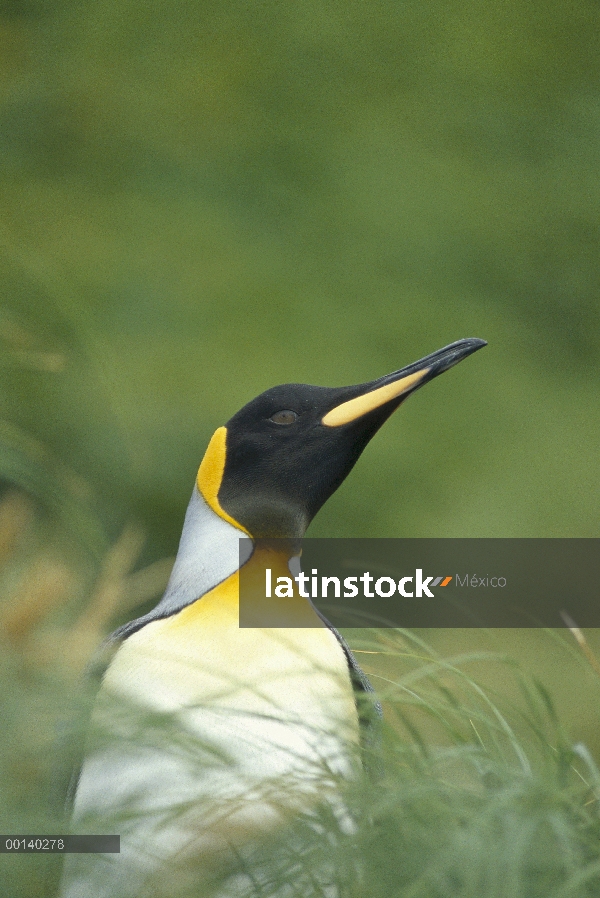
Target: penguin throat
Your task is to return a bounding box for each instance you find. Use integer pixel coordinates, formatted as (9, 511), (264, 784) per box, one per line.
(222, 497), (309, 540)
(238, 545), (324, 628)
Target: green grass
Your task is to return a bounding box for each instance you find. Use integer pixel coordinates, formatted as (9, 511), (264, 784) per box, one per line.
(2, 533), (600, 898)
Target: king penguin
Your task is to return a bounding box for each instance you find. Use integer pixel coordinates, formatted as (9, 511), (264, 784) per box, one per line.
(61, 337), (486, 898)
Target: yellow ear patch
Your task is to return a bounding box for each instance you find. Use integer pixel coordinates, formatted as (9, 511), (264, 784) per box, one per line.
(197, 427), (250, 534)
(322, 369), (430, 427)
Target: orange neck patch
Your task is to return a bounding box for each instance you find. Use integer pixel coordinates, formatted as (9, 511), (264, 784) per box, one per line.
(197, 426), (250, 534)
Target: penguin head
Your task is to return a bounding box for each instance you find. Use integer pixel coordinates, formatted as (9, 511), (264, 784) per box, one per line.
(197, 338), (486, 538)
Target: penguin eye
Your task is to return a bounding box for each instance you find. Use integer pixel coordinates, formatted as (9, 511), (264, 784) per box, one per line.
(269, 409), (298, 425)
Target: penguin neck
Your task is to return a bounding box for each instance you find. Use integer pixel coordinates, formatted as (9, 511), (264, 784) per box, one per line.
(113, 487), (316, 641)
(238, 544), (324, 628)
(162, 487), (320, 628)
(158, 485), (251, 613)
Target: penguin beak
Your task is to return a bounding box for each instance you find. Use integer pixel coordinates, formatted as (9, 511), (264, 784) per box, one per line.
(322, 338), (487, 427)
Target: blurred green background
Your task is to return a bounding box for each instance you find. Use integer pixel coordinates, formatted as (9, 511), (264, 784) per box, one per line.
(0, 0), (598, 556)
(0, 2), (600, 894)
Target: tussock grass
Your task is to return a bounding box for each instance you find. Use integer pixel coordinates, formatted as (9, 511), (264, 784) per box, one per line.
(1, 506), (600, 898)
